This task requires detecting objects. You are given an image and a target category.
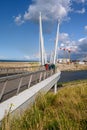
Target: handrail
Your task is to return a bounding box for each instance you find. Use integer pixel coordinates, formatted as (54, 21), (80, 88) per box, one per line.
(0, 66), (45, 76)
(0, 65), (44, 70)
(0, 69), (55, 103)
(0, 70), (46, 82)
(0, 71), (61, 121)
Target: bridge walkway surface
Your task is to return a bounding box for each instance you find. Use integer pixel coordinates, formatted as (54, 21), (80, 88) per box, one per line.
(0, 68), (61, 121)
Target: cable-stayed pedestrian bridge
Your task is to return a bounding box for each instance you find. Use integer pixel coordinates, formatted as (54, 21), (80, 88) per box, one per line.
(0, 11), (61, 121)
(0, 67), (61, 121)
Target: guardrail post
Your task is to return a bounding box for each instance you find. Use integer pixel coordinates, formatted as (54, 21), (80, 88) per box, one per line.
(7, 69), (8, 76)
(51, 70), (53, 76)
(44, 72), (46, 79)
(0, 81), (7, 101)
(28, 75), (32, 88)
(39, 72), (42, 82)
(46, 71), (49, 78)
(45, 71), (47, 78)
(16, 77), (23, 95)
(54, 82), (57, 94)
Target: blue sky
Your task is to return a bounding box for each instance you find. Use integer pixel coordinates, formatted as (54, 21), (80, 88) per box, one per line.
(0, 0), (87, 60)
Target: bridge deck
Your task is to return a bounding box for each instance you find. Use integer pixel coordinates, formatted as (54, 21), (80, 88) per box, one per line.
(0, 69), (56, 103)
(0, 71), (60, 121)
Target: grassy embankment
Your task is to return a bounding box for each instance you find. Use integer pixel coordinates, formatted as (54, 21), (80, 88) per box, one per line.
(57, 63), (87, 71)
(0, 79), (87, 130)
(0, 62), (40, 73)
(0, 62), (39, 68)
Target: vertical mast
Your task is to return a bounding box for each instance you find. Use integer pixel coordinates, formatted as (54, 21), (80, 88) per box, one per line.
(39, 12), (47, 65)
(53, 20), (60, 64)
(44, 47), (47, 64)
(39, 12), (44, 65)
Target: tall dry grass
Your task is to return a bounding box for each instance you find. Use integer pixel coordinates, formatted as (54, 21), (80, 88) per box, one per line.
(0, 79), (87, 130)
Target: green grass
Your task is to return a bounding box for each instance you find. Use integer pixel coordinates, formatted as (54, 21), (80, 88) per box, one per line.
(0, 79), (87, 130)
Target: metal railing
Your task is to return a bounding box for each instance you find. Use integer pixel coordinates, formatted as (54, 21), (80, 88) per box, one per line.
(0, 66), (45, 76)
(0, 69), (55, 103)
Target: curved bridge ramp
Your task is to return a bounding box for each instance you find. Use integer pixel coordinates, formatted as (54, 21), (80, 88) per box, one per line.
(0, 70), (61, 121)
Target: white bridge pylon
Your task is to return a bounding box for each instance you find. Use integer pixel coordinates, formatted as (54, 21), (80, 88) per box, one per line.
(53, 21), (60, 64)
(39, 12), (47, 65)
(39, 12), (60, 65)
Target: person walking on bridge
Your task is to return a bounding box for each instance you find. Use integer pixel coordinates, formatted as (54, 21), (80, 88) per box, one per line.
(44, 63), (49, 70)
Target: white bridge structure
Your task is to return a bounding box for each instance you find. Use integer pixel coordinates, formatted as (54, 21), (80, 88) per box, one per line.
(39, 12), (60, 65)
(0, 13), (61, 121)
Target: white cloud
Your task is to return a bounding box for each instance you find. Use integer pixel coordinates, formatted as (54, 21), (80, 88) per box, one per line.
(53, 31), (87, 59)
(78, 37), (86, 42)
(24, 35), (87, 60)
(33, 53), (40, 59)
(24, 55), (31, 60)
(59, 32), (87, 55)
(60, 43), (65, 47)
(67, 37), (87, 54)
(14, 14), (24, 25)
(59, 32), (87, 57)
(78, 37), (87, 45)
(76, 37), (87, 55)
(14, 0), (71, 25)
(75, 8), (85, 14)
(84, 25), (87, 31)
(58, 32), (78, 54)
(60, 43), (78, 52)
(0, 56), (7, 59)
(24, 53), (40, 60)
(24, 0), (71, 21)
(59, 33), (69, 42)
(66, 45), (78, 52)
(59, 35), (87, 59)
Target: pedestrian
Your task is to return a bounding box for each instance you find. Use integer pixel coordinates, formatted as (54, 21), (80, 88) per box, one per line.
(51, 64), (55, 73)
(44, 63), (49, 70)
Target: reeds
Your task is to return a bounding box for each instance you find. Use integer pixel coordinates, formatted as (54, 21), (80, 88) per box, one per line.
(0, 79), (87, 130)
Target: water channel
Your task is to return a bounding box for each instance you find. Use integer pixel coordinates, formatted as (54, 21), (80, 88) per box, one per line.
(59, 70), (87, 82)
